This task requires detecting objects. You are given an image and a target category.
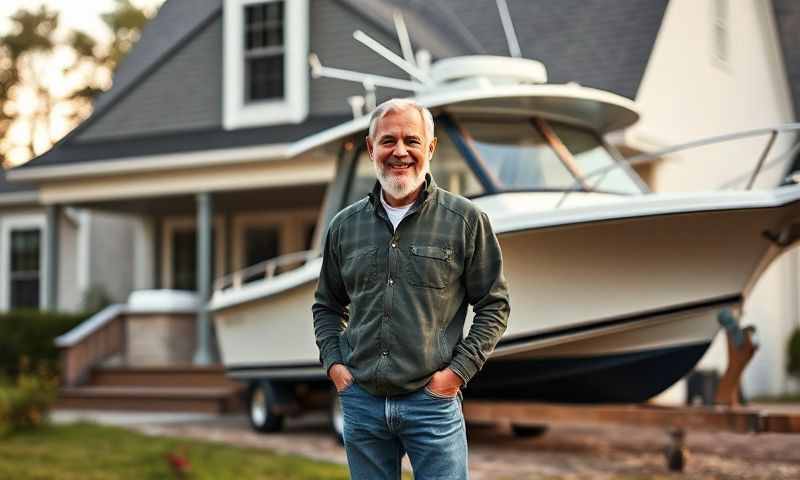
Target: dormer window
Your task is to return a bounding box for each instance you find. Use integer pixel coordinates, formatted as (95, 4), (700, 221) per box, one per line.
(224, 0), (308, 129)
(244, 2), (284, 101)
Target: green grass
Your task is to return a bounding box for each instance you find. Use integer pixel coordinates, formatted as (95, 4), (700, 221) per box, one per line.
(0, 422), (351, 479)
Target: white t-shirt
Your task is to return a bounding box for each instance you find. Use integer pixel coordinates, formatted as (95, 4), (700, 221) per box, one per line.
(380, 191), (413, 231)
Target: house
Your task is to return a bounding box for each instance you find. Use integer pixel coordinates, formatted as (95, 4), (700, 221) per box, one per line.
(4, 0), (800, 404)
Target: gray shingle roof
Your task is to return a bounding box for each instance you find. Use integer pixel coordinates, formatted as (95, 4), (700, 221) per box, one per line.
(20, 115), (351, 169)
(91, 0), (222, 115)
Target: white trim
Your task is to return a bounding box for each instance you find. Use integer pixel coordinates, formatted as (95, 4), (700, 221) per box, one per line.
(7, 143), (291, 182)
(485, 185), (800, 235)
(54, 304), (125, 347)
(223, 0), (309, 130)
(0, 213), (47, 311)
(0, 191), (38, 205)
(161, 216), (226, 290)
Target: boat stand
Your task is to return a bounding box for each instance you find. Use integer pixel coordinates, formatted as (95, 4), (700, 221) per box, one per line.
(461, 313), (800, 472)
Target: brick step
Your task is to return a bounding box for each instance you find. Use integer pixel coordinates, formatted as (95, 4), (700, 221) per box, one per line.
(89, 365), (239, 388)
(57, 385), (245, 414)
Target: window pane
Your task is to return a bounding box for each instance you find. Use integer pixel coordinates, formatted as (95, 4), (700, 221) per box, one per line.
(245, 226), (279, 267)
(171, 228), (216, 291)
(172, 230), (196, 291)
(550, 123), (642, 194)
(460, 118), (574, 190)
(247, 55), (284, 101)
(10, 229), (40, 309)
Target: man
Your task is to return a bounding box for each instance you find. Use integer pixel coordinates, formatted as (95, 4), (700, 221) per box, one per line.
(313, 98), (510, 479)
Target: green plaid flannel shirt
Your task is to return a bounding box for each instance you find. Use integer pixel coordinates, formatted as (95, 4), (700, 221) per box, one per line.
(312, 175), (510, 396)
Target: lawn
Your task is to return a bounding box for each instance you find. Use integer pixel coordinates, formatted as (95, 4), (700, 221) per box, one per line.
(0, 422), (351, 479)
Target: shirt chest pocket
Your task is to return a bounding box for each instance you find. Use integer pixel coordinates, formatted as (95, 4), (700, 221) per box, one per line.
(406, 245), (455, 289)
(341, 246), (378, 293)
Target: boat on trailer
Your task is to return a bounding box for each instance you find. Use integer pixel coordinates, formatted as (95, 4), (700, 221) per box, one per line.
(210, 33), (800, 431)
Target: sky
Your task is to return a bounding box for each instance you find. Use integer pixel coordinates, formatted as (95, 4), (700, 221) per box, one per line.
(0, 0), (166, 40)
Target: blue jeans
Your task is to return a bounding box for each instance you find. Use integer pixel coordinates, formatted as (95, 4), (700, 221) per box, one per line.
(339, 383), (468, 480)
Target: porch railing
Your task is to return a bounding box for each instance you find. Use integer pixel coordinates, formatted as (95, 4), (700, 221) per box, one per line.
(213, 249), (320, 293)
(54, 304), (126, 387)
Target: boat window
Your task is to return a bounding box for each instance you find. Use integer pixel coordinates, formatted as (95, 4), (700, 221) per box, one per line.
(429, 127), (484, 197)
(458, 118), (575, 191)
(549, 123), (642, 194)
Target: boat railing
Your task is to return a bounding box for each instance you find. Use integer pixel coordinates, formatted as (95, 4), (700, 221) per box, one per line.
(558, 123), (800, 206)
(214, 249), (320, 293)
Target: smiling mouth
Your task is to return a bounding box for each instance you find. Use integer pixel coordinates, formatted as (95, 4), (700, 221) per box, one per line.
(387, 161), (414, 170)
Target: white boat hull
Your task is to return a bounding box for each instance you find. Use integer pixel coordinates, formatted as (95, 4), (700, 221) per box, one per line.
(213, 187), (800, 401)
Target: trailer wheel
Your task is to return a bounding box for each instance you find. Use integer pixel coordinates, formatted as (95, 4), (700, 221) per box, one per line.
(331, 391), (345, 445)
(511, 424), (549, 438)
(248, 381), (285, 433)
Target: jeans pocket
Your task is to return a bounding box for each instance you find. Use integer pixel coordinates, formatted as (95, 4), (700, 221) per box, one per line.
(337, 381), (356, 395)
(423, 386), (457, 400)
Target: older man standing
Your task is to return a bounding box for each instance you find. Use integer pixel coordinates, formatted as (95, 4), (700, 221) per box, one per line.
(313, 98), (510, 479)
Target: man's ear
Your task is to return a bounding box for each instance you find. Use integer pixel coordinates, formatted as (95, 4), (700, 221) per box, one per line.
(365, 136), (374, 158)
(428, 137), (438, 159)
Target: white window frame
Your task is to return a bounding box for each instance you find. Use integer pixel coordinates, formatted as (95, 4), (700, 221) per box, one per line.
(223, 0), (309, 129)
(0, 214), (47, 311)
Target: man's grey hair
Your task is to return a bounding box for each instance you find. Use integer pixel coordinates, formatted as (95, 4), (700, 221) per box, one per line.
(367, 98), (435, 141)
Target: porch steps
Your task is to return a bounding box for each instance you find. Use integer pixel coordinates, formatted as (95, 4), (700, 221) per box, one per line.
(57, 366), (245, 414)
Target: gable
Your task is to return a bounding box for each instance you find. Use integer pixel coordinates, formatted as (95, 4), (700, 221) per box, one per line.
(77, 14), (224, 142)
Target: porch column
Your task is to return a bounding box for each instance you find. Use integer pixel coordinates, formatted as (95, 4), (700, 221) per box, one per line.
(194, 192), (214, 364)
(45, 204), (60, 311)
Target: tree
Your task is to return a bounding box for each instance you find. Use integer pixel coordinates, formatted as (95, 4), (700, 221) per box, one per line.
(0, 1), (155, 169)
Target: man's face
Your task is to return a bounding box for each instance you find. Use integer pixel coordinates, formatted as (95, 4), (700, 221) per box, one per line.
(367, 107), (437, 204)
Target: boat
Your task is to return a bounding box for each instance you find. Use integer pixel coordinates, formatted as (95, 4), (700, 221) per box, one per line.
(209, 24), (800, 432)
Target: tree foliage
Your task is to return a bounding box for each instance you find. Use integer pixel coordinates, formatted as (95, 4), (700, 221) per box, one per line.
(0, 1), (156, 168)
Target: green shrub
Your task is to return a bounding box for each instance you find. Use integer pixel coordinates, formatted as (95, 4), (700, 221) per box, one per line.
(0, 309), (91, 378)
(788, 327), (800, 379)
(0, 370), (58, 435)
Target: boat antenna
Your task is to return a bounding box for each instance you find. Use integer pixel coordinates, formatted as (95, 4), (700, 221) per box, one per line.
(352, 29), (431, 83)
(393, 11), (417, 68)
(496, 0), (522, 58)
(308, 53), (424, 92)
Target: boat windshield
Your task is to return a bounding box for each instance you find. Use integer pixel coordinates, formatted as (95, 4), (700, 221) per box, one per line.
(455, 116), (643, 195)
(342, 116), (643, 204)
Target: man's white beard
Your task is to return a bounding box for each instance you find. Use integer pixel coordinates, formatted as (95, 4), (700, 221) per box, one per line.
(374, 161), (428, 201)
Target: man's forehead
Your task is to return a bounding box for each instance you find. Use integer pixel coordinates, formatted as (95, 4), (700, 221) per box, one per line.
(374, 108), (426, 135)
